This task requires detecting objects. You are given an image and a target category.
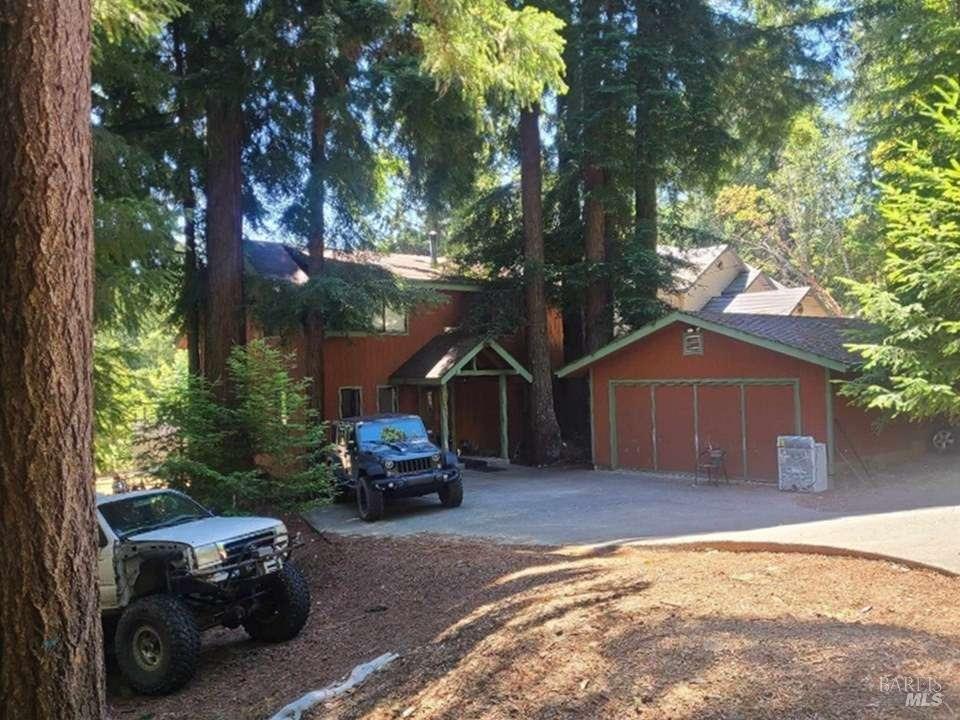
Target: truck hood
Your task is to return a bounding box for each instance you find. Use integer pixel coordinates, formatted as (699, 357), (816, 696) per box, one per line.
(126, 516), (283, 547)
(360, 439), (438, 460)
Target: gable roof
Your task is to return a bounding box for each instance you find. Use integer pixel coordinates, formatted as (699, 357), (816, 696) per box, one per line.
(658, 244), (731, 289)
(556, 311), (868, 378)
(390, 330), (532, 385)
(701, 286), (811, 315)
(243, 240), (480, 288)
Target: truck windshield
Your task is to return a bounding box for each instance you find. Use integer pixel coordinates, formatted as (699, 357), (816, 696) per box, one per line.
(100, 491), (211, 538)
(357, 418), (428, 445)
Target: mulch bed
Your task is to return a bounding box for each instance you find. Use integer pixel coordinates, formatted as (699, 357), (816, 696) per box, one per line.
(110, 517), (959, 720)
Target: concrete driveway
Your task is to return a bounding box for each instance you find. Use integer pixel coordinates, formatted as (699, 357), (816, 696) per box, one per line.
(303, 458), (960, 574)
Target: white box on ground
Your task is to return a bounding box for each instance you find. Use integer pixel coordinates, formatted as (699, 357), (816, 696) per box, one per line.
(777, 435), (830, 493)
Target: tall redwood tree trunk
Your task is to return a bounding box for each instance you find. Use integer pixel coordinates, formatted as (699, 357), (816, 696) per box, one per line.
(583, 163), (608, 353)
(0, 1), (106, 717)
(634, 0), (659, 255)
(203, 88), (245, 396)
(519, 105), (562, 465)
(304, 78), (328, 416)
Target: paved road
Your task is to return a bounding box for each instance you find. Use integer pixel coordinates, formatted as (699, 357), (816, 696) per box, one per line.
(303, 460), (960, 574)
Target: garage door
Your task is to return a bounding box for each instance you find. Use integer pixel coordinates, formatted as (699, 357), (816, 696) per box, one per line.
(611, 380), (798, 480)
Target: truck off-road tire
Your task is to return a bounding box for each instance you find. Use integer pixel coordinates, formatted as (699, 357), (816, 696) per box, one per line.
(438, 478), (463, 508)
(357, 476), (385, 521)
(243, 561), (311, 643)
(115, 595), (200, 695)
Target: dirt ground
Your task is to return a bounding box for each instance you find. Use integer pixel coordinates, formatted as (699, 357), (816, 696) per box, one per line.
(109, 518), (959, 720)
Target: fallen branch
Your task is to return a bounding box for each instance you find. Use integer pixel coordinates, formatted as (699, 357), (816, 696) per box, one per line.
(267, 652), (400, 720)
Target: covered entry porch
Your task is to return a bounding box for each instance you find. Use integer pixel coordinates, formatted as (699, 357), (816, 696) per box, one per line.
(390, 331), (532, 459)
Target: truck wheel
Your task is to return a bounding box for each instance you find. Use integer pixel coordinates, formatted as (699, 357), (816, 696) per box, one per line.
(357, 476), (385, 521)
(115, 595), (200, 695)
(931, 427), (956, 454)
(438, 478), (463, 508)
(243, 562), (311, 643)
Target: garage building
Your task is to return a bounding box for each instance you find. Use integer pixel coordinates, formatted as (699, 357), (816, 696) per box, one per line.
(557, 312), (928, 481)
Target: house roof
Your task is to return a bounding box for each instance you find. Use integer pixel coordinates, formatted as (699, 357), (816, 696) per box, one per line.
(243, 240), (480, 288)
(556, 310), (868, 378)
(390, 330), (532, 385)
(659, 244), (730, 289)
(701, 287), (811, 315)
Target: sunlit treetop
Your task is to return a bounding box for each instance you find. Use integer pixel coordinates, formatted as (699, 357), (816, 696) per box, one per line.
(395, 0), (568, 110)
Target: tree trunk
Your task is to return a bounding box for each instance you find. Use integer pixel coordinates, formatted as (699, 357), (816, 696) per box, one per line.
(0, 1), (106, 717)
(173, 20), (202, 376)
(519, 106), (562, 465)
(583, 164), (609, 353)
(305, 78), (328, 416)
(203, 83), (245, 397)
(633, 0), (659, 254)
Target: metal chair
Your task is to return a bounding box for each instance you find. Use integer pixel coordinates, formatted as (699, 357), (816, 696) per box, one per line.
(695, 446), (728, 485)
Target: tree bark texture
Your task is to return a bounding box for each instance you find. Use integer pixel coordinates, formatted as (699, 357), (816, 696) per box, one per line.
(583, 164), (609, 353)
(519, 106), (562, 465)
(203, 82), (246, 397)
(0, 1), (106, 718)
(633, 0), (660, 255)
(173, 20), (202, 376)
(304, 78), (328, 416)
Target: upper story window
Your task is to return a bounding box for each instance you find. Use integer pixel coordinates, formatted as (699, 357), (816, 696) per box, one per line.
(371, 303), (407, 334)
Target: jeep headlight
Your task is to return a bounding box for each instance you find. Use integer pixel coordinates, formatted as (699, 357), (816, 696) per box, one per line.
(433, 453), (441, 466)
(384, 459), (395, 470)
(193, 542), (227, 570)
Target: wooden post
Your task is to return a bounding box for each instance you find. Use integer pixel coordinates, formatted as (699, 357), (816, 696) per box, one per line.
(499, 374), (509, 460)
(439, 382), (449, 452)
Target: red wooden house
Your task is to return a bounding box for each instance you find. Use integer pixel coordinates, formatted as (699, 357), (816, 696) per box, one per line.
(243, 240), (564, 459)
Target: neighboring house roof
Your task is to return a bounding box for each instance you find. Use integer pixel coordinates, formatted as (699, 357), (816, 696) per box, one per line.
(701, 287), (812, 315)
(659, 243), (730, 289)
(390, 330), (532, 385)
(243, 240), (480, 288)
(556, 310), (868, 377)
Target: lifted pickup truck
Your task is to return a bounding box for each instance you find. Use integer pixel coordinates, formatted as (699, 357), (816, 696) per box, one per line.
(97, 489), (310, 694)
(330, 414), (463, 521)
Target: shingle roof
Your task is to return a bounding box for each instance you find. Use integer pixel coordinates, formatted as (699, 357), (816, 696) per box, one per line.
(244, 241), (309, 284)
(390, 330), (483, 383)
(701, 287), (811, 315)
(691, 312), (868, 367)
(390, 330), (532, 384)
(557, 310), (871, 378)
(243, 240), (478, 285)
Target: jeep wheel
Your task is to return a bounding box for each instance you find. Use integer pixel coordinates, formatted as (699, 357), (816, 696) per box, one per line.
(357, 476), (385, 521)
(438, 478), (463, 508)
(243, 562), (311, 643)
(931, 427), (957, 454)
(115, 595), (200, 695)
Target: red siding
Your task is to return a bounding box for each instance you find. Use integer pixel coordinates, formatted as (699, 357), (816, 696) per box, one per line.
(744, 384), (796, 479)
(614, 385), (654, 470)
(697, 385), (744, 477)
(590, 323), (829, 478)
(654, 385), (696, 471)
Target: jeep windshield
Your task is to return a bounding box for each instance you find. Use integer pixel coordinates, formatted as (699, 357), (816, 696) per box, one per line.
(357, 418), (428, 445)
(100, 491), (211, 538)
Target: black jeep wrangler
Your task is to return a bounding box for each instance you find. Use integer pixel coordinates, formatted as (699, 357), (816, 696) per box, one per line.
(330, 414), (463, 521)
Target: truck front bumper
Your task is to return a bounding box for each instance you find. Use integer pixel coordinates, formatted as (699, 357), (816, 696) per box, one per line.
(372, 467), (461, 495)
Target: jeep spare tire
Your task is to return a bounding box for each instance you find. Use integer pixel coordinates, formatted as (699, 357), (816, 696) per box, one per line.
(438, 478), (463, 508)
(115, 594), (200, 695)
(243, 561), (311, 643)
(357, 476), (385, 521)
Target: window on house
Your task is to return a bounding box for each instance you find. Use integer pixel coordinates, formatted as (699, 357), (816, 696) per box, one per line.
(339, 387), (362, 418)
(370, 303), (407, 334)
(682, 327), (704, 356)
(377, 386), (398, 413)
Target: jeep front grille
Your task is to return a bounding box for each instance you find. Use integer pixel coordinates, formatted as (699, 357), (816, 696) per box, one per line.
(223, 531), (274, 564)
(396, 457), (433, 475)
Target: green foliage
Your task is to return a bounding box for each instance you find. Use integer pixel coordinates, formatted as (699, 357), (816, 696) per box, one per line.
(93, 0), (185, 45)
(245, 260), (442, 336)
(397, 0), (568, 110)
(93, 321), (184, 473)
(154, 340), (334, 512)
(841, 79), (960, 422)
